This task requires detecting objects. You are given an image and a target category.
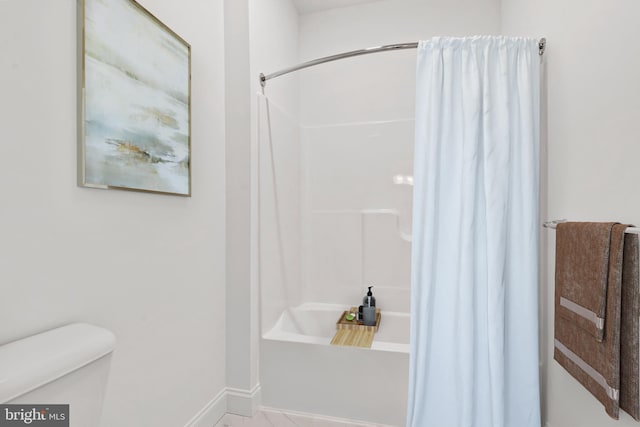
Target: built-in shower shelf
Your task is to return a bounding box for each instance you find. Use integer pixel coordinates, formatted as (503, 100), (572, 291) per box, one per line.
(330, 308), (381, 348)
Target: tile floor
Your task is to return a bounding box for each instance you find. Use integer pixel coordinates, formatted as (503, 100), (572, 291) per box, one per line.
(214, 408), (394, 427)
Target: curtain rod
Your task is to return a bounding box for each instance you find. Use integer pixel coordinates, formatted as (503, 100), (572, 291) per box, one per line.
(543, 220), (640, 235)
(260, 38), (546, 88)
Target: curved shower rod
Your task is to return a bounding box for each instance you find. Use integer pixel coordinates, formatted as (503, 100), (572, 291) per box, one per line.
(260, 38), (546, 88)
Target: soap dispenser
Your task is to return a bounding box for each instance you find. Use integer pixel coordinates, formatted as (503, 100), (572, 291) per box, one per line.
(363, 286), (376, 307)
(362, 286), (377, 326)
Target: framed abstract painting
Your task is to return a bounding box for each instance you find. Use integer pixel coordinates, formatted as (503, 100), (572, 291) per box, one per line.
(78, 0), (191, 196)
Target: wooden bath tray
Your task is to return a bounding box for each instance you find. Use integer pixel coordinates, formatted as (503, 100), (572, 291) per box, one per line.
(336, 307), (381, 332)
(330, 307), (381, 348)
(330, 329), (375, 347)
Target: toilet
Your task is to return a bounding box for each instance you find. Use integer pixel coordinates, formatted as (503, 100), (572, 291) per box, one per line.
(0, 323), (116, 426)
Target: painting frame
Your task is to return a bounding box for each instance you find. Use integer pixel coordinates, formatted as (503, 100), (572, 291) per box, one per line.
(78, 0), (192, 196)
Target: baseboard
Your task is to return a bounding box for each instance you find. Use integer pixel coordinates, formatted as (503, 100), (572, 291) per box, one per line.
(226, 383), (262, 416)
(184, 388), (227, 427)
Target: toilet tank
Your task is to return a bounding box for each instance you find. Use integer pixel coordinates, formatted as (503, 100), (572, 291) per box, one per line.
(0, 323), (116, 427)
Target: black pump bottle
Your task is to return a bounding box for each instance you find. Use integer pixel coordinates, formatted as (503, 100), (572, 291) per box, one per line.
(363, 286), (376, 307)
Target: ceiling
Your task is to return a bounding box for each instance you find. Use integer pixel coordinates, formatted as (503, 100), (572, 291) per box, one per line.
(292, 0), (385, 15)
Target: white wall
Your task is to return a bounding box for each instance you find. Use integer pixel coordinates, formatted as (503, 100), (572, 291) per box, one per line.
(0, 1), (226, 426)
(501, 1), (640, 426)
(224, 0), (260, 413)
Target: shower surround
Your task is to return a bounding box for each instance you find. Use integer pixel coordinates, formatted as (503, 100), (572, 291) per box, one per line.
(257, 95), (412, 426)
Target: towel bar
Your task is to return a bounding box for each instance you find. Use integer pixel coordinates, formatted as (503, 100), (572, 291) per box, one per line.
(543, 220), (640, 235)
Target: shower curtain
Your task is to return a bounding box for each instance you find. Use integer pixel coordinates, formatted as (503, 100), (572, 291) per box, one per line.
(407, 36), (541, 427)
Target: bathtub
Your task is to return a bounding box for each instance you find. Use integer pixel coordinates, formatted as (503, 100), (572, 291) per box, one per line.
(260, 303), (409, 426)
(264, 303), (410, 353)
